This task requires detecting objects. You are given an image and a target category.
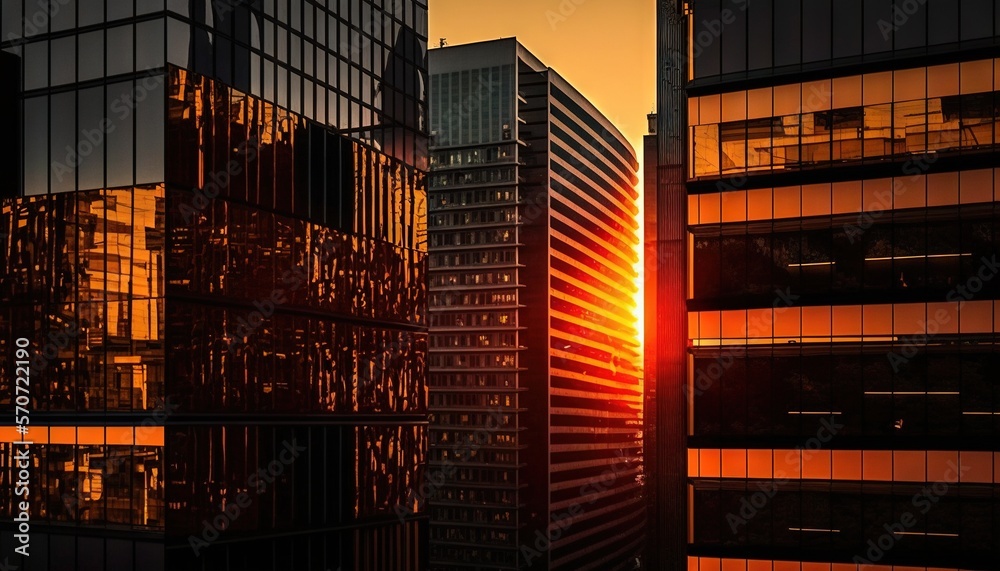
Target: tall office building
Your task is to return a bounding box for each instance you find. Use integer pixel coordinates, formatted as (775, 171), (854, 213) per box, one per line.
(426, 38), (644, 570)
(0, 2), (428, 570)
(653, 0), (1000, 570)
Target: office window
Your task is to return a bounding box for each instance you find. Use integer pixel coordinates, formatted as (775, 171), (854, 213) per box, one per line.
(773, 0), (801, 67)
(928, 0), (960, 44)
(832, 0), (863, 58)
(893, 0), (928, 49)
(961, 0), (994, 40)
(863, 0), (893, 54)
(803, 0), (832, 63)
(747, 0), (773, 70)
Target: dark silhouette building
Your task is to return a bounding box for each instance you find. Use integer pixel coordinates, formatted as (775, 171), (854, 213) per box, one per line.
(0, 2), (429, 570)
(426, 38), (644, 570)
(652, 0), (1000, 570)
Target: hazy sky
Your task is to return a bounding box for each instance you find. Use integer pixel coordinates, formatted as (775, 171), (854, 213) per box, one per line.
(428, 0), (656, 165)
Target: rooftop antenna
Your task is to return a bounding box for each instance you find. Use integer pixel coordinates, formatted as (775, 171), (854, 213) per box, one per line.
(439, 38), (447, 48)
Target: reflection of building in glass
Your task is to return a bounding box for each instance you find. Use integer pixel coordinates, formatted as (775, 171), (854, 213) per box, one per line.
(427, 38), (644, 570)
(0, 2), (429, 570)
(652, 1), (1000, 570)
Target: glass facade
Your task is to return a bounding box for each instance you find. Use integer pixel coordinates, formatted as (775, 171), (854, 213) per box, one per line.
(0, 1), (428, 570)
(427, 39), (644, 571)
(656, 0), (1000, 569)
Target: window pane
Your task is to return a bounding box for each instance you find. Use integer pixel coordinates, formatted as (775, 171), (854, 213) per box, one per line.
(692, 0), (722, 78)
(24, 41), (48, 90)
(1, 1), (22, 40)
(803, 0), (832, 63)
(51, 0), (76, 32)
(928, 0), (959, 44)
(50, 36), (76, 86)
(136, 76), (165, 184)
(24, 96), (49, 195)
(79, 0), (105, 27)
(833, 0), (863, 58)
(107, 82), (134, 188)
(773, 0), (801, 67)
(79, 31), (104, 82)
(78, 87), (105, 191)
(108, 0), (133, 21)
(893, 0), (927, 49)
(747, 0), (774, 69)
(107, 25), (134, 76)
(137, 20), (165, 71)
(721, 0), (747, 74)
(864, 0), (893, 53)
(167, 18), (190, 68)
(51, 92), (76, 193)
(960, 0), (993, 40)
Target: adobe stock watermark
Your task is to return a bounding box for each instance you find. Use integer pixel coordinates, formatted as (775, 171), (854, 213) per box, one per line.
(220, 234), (349, 351)
(395, 407), (506, 523)
(361, 332), (416, 391)
(726, 416), (843, 533)
(25, 319), (83, 376)
(853, 459), (970, 565)
(3, 0), (72, 47)
(223, 265), (306, 352)
(521, 449), (640, 566)
(686, 287), (800, 399)
(51, 73), (166, 184)
(61, 397), (179, 516)
(842, 152), (940, 244)
(887, 254), (1000, 371)
(662, 0), (749, 72)
(546, 0), (588, 29)
(878, 0), (928, 40)
(188, 439), (307, 555)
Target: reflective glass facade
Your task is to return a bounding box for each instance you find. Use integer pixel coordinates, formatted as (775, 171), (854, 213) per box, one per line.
(654, 0), (1000, 570)
(428, 39), (644, 570)
(0, 1), (428, 570)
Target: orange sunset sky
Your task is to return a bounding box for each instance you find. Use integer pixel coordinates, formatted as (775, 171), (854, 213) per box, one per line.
(428, 0), (656, 173)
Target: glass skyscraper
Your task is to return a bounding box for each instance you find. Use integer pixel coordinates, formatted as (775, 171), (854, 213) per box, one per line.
(0, 1), (428, 570)
(427, 38), (644, 570)
(653, 0), (1000, 570)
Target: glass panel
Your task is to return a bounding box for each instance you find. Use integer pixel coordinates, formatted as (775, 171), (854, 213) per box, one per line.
(136, 19), (165, 71)
(802, 0), (832, 63)
(51, 0), (76, 32)
(1, 1), (22, 40)
(167, 18), (190, 67)
(79, 0), (105, 27)
(747, 0), (774, 69)
(106, 81), (135, 188)
(79, 30), (105, 82)
(773, 0), (801, 67)
(24, 96), (49, 195)
(107, 0), (134, 21)
(136, 76), (165, 184)
(833, 0), (863, 58)
(24, 40), (48, 91)
(927, 0), (959, 44)
(107, 25), (134, 76)
(722, 0), (748, 73)
(960, 0), (993, 40)
(692, 0), (722, 78)
(863, 0), (893, 53)
(78, 87), (106, 191)
(137, 0), (164, 15)
(50, 35), (76, 86)
(50, 92), (76, 193)
(893, 0), (927, 49)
